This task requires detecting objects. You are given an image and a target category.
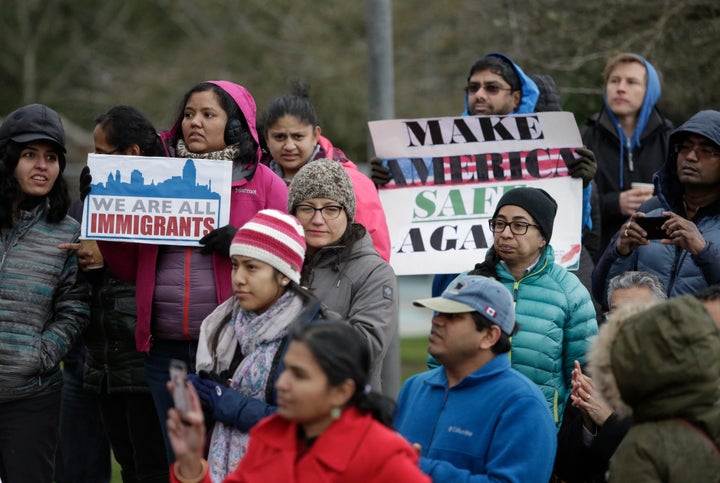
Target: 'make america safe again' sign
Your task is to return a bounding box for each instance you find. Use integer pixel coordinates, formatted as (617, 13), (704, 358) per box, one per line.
(368, 112), (583, 276)
(80, 154), (232, 246)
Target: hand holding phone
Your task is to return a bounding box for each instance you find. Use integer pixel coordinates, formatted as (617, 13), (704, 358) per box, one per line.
(636, 215), (671, 239)
(169, 359), (191, 418)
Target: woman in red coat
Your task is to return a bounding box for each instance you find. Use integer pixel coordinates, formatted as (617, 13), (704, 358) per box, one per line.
(167, 322), (429, 483)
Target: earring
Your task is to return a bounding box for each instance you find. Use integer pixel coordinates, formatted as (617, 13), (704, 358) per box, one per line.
(330, 407), (342, 420)
(281, 279), (288, 286)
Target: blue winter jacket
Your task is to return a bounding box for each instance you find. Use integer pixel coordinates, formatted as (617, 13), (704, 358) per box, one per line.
(593, 110), (720, 302)
(395, 353), (557, 482)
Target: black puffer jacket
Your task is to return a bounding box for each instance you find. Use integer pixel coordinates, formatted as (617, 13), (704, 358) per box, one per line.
(83, 269), (149, 393)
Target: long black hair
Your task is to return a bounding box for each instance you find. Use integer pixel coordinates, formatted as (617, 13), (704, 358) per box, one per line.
(288, 321), (396, 428)
(0, 140), (70, 227)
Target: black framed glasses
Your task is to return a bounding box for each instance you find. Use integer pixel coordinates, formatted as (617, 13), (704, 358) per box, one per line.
(465, 83), (514, 96)
(674, 142), (720, 159)
(295, 204), (344, 221)
(488, 219), (541, 235)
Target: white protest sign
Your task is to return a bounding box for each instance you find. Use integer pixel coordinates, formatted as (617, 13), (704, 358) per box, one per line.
(80, 154), (232, 246)
(368, 112), (584, 276)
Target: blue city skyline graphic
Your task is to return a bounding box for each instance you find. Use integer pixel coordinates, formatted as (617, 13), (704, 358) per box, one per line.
(90, 159), (221, 200)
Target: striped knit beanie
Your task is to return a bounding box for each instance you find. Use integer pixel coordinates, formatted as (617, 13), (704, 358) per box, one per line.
(229, 209), (306, 284)
(287, 158), (356, 222)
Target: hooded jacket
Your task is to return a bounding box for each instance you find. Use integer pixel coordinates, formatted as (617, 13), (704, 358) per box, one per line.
(593, 110), (720, 303)
(589, 296), (720, 482)
(583, 55), (674, 251)
(301, 228), (397, 391)
(99, 81), (288, 352)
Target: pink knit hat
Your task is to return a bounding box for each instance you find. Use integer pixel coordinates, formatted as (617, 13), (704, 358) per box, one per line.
(229, 209), (306, 284)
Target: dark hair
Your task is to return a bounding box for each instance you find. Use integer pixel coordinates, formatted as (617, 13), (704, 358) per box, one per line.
(260, 82), (319, 137)
(695, 284), (720, 302)
(470, 311), (517, 354)
(172, 82), (258, 164)
(468, 55), (521, 91)
(95, 105), (164, 157)
(0, 140), (70, 227)
(288, 321), (396, 428)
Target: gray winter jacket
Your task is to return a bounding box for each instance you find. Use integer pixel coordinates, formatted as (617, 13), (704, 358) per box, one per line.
(301, 226), (397, 390)
(0, 204), (89, 401)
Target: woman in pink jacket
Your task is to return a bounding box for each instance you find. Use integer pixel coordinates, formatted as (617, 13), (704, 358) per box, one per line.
(260, 84), (390, 261)
(98, 81), (288, 462)
(167, 322), (429, 483)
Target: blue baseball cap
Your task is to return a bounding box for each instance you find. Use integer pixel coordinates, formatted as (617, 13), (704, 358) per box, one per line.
(413, 275), (515, 335)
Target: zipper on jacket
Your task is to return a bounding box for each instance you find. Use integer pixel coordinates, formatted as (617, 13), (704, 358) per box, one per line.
(425, 386), (451, 454)
(667, 246), (682, 293)
(626, 138), (634, 172)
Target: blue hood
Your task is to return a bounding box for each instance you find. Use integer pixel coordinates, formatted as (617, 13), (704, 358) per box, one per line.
(462, 53), (539, 116)
(656, 110), (720, 210)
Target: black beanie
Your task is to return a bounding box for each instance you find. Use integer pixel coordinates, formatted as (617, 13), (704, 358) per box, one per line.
(492, 187), (558, 240)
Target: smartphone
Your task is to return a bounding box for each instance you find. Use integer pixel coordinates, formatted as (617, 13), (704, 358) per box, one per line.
(636, 215), (670, 239)
(169, 359), (190, 417)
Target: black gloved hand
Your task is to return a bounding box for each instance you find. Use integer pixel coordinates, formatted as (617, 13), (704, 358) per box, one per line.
(370, 157), (392, 187)
(199, 224), (238, 257)
(566, 147), (597, 187)
(79, 166), (93, 201)
(198, 370), (230, 387)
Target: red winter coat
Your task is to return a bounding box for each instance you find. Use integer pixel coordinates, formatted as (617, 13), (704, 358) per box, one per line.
(171, 407), (430, 483)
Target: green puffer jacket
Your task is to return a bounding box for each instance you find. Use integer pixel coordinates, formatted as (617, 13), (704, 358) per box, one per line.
(492, 246), (598, 425)
(0, 205), (89, 401)
(590, 296), (720, 482)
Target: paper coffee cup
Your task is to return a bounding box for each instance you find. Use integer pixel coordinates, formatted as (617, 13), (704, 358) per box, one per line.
(79, 239), (104, 270)
(631, 182), (654, 190)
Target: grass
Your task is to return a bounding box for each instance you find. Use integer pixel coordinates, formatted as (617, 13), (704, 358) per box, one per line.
(107, 335), (431, 482)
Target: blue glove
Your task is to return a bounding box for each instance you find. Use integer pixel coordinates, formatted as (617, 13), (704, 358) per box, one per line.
(188, 373), (224, 411)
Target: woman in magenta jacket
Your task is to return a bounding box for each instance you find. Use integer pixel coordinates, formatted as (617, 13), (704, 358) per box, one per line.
(168, 322), (429, 483)
(98, 80), (288, 462)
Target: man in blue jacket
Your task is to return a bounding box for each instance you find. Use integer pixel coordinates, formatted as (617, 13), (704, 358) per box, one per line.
(395, 274), (557, 481)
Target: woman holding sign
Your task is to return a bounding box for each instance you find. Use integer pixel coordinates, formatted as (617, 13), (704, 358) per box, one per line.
(468, 187), (597, 426)
(0, 104), (89, 482)
(96, 81), (288, 462)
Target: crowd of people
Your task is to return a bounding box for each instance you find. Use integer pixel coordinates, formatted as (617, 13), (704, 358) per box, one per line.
(1, 47), (719, 483)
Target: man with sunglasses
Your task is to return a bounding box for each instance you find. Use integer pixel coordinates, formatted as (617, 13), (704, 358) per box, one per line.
(593, 110), (720, 302)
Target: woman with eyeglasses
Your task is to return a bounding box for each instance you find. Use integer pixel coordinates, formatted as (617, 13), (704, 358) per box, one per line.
(468, 187), (597, 426)
(287, 159), (397, 392)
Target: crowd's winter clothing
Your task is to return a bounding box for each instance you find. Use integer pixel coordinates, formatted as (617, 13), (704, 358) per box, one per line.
(471, 246), (598, 424)
(592, 110), (720, 303)
(395, 353), (556, 482)
(171, 407), (429, 483)
(590, 296), (720, 482)
(582, 55), (674, 252)
(300, 227), (397, 391)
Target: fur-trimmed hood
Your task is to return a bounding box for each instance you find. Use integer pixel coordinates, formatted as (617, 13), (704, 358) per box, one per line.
(589, 296), (720, 447)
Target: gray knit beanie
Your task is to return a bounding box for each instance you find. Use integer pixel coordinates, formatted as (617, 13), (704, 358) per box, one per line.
(287, 159), (356, 222)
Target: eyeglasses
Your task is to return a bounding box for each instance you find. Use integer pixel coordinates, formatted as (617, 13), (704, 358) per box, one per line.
(488, 219), (541, 235)
(294, 204), (344, 221)
(465, 83), (514, 96)
(674, 142), (720, 159)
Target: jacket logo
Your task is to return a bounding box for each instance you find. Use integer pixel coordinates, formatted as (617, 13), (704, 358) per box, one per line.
(448, 426), (473, 437)
(382, 285), (393, 300)
(234, 188), (257, 195)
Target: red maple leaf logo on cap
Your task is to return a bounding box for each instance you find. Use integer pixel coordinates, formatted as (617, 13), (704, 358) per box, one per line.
(484, 306), (496, 318)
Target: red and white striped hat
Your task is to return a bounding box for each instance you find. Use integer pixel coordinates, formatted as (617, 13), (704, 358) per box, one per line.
(229, 209), (306, 284)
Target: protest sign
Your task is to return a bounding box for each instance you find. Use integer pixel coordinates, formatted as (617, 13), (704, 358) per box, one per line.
(80, 154), (232, 246)
(368, 112), (584, 275)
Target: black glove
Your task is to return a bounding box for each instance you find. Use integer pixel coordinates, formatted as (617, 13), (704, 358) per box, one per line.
(566, 147), (597, 187)
(370, 157), (392, 187)
(199, 224), (238, 257)
(79, 166), (93, 201)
